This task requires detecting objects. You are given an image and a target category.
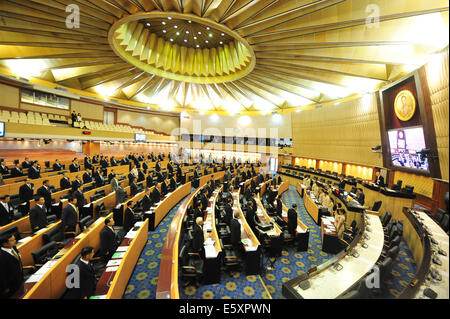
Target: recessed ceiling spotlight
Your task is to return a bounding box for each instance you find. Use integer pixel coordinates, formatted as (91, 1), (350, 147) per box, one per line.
(162, 21), (166, 25)
(188, 20), (192, 23)
(162, 29), (167, 33)
(176, 31), (180, 36)
(174, 25), (178, 28)
(221, 33), (225, 36)
(146, 22), (151, 26)
(168, 17), (172, 20)
(198, 31), (202, 35)
(193, 36), (197, 40)
(205, 40), (209, 43)
(206, 27), (210, 30)
(196, 44), (200, 48)
(185, 30), (190, 34)
(220, 41), (223, 45)
(170, 38), (174, 42)
(184, 39), (188, 42)
(209, 33), (213, 37)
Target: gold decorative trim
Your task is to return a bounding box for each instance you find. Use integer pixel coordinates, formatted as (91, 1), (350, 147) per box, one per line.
(394, 89), (416, 121)
(108, 12), (256, 84)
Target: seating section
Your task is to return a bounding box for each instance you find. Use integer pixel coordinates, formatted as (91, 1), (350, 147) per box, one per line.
(0, 109), (168, 136)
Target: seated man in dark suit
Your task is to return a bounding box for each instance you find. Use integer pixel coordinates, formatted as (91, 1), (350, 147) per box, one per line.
(62, 196), (78, 235)
(52, 159), (63, 172)
(100, 157), (109, 169)
(223, 197), (233, 226)
(230, 212), (242, 251)
(110, 156), (118, 167)
(37, 179), (52, 210)
(156, 171), (164, 183)
(99, 217), (117, 262)
(275, 195), (283, 217)
(69, 160), (80, 173)
(29, 197), (48, 231)
(193, 201), (203, 220)
(0, 233), (24, 299)
(94, 168), (105, 188)
(60, 172), (71, 190)
(338, 177), (346, 190)
(108, 169), (116, 183)
(287, 204), (298, 236)
(146, 173), (155, 188)
(169, 176), (177, 192)
(19, 179), (34, 204)
(28, 162), (41, 179)
(356, 188), (365, 206)
(160, 180), (168, 197)
(192, 217), (205, 254)
(374, 171), (384, 187)
(245, 200), (257, 232)
(151, 186), (161, 204)
(65, 246), (97, 299)
(155, 161), (161, 172)
(10, 163), (23, 178)
(83, 171), (93, 184)
(0, 195), (14, 226)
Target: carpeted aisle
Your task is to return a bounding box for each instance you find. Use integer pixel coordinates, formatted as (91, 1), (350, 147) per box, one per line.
(123, 198), (187, 299)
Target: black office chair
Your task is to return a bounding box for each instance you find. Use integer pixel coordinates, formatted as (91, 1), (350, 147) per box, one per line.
(391, 180), (402, 191)
(32, 241), (59, 268)
(403, 185), (414, 194)
(440, 214), (449, 233)
(79, 216), (94, 231)
(0, 226), (22, 242)
(371, 201), (382, 212)
(383, 235), (401, 255)
(46, 214), (58, 225)
(42, 224), (72, 249)
(350, 187), (357, 194)
(381, 211), (392, 227)
(179, 244), (204, 287)
(220, 239), (242, 274)
(434, 208), (445, 224)
(338, 289), (361, 299)
(378, 257), (394, 290)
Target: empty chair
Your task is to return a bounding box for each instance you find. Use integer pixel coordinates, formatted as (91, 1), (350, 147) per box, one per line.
(403, 185), (414, 194)
(42, 224), (72, 248)
(220, 239), (242, 273)
(32, 241), (58, 268)
(434, 208), (445, 224)
(381, 211), (392, 227)
(378, 257), (394, 288)
(179, 244), (203, 287)
(79, 216), (94, 231)
(371, 201), (382, 212)
(440, 214), (449, 232)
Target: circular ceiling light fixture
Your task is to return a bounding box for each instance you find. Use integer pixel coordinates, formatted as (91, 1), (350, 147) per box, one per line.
(109, 12), (255, 84)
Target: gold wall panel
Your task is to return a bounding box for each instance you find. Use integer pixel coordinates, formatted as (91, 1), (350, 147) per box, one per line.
(393, 171), (434, 198)
(116, 109), (180, 135)
(0, 83), (19, 109)
(71, 100), (104, 121)
(426, 48), (449, 181)
(20, 103), (70, 116)
(292, 93), (383, 167)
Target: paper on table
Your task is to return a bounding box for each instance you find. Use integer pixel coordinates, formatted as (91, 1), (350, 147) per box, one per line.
(125, 231), (137, 239)
(106, 259), (122, 267)
(246, 245), (258, 251)
(296, 226), (306, 233)
(18, 236), (33, 243)
(134, 221), (144, 227)
(89, 295), (107, 299)
(105, 266), (119, 272)
(116, 246), (129, 252)
(204, 245), (218, 258)
(26, 273), (45, 283)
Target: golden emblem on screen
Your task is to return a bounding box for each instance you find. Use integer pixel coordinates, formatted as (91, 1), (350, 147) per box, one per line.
(394, 90), (416, 121)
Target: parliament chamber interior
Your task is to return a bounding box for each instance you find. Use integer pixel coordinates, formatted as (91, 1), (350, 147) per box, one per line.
(0, 0), (448, 303)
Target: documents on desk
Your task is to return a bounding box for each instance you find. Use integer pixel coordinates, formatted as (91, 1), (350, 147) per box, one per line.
(105, 266), (119, 272)
(112, 252), (126, 259)
(134, 221), (145, 227)
(296, 225), (306, 233)
(125, 230), (137, 239)
(83, 203), (90, 208)
(116, 246), (128, 252)
(25, 260), (58, 283)
(203, 222), (212, 232)
(18, 236), (33, 244)
(106, 259), (122, 267)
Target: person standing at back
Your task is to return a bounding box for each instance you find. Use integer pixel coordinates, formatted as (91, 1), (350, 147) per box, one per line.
(65, 246), (97, 299)
(0, 233), (24, 299)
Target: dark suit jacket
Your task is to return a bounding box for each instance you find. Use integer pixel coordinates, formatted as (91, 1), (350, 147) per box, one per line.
(71, 179), (82, 191)
(0, 203), (14, 226)
(10, 167), (23, 177)
(60, 177), (71, 190)
(99, 226), (116, 260)
(160, 181), (168, 196)
(169, 178), (177, 192)
(151, 186), (161, 203)
(167, 163), (173, 174)
(115, 187), (127, 205)
(37, 186), (52, 208)
(146, 175), (154, 188)
(276, 198), (283, 216)
(65, 259), (96, 299)
(338, 180), (346, 190)
(287, 208), (297, 235)
(21, 161), (31, 169)
(110, 159), (117, 167)
(357, 193), (365, 206)
(142, 195), (152, 211)
(52, 163), (62, 171)
(230, 218), (241, 246)
(130, 183), (139, 197)
(224, 203), (233, 226)
(28, 166), (40, 179)
(83, 172), (93, 184)
(69, 163), (79, 173)
(192, 223), (204, 251)
(246, 206), (256, 229)
(0, 248), (24, 298)
(100, 159), (108, 168)
(155, 162), (161, 172)
(61, 204), (78, 231)
(19, 183), (34, 203)
(156, 172), (164, 183)
(123, 207), (136, 233)
(94, 173), (104, 188)
(29, 205), (47, 230)
(375, 175), (385, 187)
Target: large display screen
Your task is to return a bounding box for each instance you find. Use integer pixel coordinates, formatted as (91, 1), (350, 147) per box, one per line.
(387, 126), (429, 171)
(0, 122), (4, 137)
(135, 133), (146, 142)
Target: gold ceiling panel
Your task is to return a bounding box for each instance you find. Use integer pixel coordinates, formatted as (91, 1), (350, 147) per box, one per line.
(0, 0), (447, 115)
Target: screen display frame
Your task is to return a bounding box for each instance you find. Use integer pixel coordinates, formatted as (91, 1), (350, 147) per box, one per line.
(135, 133), (146, 142)
(0, 122), (4, 137)
(387, 125), (430, 173)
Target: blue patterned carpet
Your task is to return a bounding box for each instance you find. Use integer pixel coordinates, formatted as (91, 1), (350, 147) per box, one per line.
(123, 198), (187, 299)
(122, 185), (416, 299)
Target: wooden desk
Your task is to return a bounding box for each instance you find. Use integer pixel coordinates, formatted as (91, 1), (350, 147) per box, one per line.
(92, 219), (149, 299)
(13, 213), (113, 299)
(304, 190), (321, 224)
(203, 185), (223, 284)
(321, 216), (340, 254)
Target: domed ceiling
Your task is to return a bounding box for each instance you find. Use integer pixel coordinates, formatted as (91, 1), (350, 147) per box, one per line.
(0, 0), (448, 115)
